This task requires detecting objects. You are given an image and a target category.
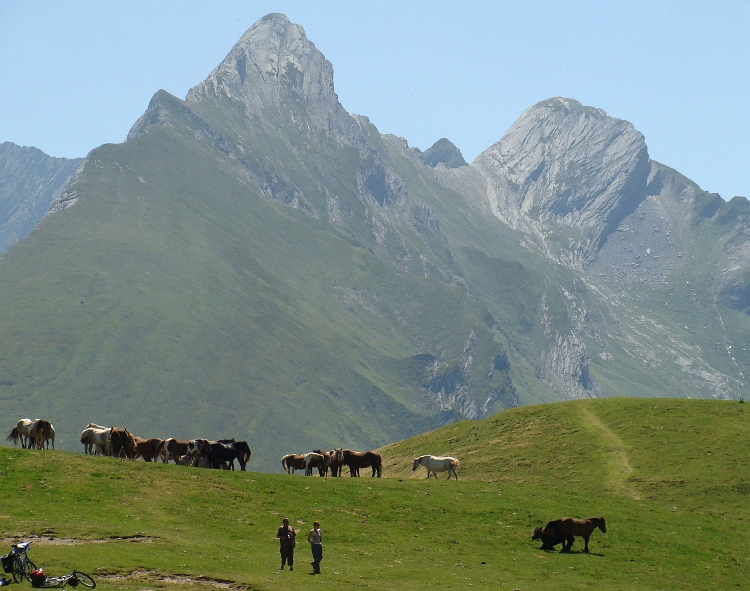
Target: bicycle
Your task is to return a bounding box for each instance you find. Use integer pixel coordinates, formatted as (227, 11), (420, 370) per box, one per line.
(31, 570), (95, 589)
(2, 542), (38, 583)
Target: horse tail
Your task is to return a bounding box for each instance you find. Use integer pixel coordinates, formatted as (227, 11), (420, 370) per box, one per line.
(6, 427), (19, 445)
(373, 452), (383, 477)
(281, 456), (289, 473)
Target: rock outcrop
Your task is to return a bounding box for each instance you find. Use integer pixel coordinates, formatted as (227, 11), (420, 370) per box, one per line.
(474, 98), (651, 269)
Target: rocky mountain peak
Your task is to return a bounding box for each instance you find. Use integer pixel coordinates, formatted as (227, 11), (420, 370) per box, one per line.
(186, 13), (349, 135)
(420, 138), (467, 169)
(474, 97), (651, 268)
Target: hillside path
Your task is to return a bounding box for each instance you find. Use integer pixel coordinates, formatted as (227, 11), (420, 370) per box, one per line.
(578, 404), (640, 499)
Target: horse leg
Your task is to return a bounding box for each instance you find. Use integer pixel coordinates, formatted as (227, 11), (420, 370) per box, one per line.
(583, 534), (590, 553)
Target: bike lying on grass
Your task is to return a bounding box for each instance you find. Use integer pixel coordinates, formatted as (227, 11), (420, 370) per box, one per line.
(30, 569), (95, 588)
(2, 542), (95, 588)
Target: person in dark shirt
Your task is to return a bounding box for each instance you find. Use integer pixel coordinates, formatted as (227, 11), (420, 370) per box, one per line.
(276, 517), (296, 570)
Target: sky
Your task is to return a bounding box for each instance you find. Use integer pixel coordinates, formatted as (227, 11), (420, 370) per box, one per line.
(1, 1), (748, 200)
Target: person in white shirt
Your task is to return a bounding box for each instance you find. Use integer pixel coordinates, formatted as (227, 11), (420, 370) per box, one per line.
(306, 521), (323, 573)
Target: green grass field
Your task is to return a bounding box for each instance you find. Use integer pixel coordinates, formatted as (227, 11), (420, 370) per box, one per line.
(1, 398), (748, 590)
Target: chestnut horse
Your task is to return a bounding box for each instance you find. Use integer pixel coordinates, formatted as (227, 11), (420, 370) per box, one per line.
(281, 453), (308, 474)
(342, 449), (382, 477)
(554, 517), (606, 552)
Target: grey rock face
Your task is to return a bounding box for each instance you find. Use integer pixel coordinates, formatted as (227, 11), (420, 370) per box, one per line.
(474, 98), (650, 269)
(0, 142), (82, 252)
(185, 13), (352, 138)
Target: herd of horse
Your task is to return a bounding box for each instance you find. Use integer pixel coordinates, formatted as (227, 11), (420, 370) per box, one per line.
(8, 417), (606, 551)
(281, 449), (384, 477)
(79, 423), (253, 470)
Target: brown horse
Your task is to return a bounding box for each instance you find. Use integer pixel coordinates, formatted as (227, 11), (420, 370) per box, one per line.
(554, 517), (606, 552)
(29, 419), (55, 450)
(342, 449), (383, 477)
(281, 453), (307, 474)
(532, 521), (574, 551)
(110, 428), (136, 459)
(134, 437), (163, 462)
(328, 448), (345, 477)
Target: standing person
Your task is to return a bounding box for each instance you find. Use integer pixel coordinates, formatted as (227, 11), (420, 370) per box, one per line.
(307, 520), (323, 574)
(276, 518), (296, 570)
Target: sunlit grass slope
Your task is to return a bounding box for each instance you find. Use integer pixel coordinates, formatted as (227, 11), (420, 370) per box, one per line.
(1, 398), (747, 590)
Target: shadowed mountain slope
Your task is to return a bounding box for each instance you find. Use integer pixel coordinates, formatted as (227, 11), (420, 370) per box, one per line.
(0, 142), (82, 253)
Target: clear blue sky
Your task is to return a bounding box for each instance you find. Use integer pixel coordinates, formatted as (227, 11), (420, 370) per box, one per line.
(1, 1), (747, 199)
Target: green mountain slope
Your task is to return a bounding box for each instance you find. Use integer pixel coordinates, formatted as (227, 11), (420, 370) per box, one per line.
(1, 398), (747, 590)
(0, 14), (747, 473)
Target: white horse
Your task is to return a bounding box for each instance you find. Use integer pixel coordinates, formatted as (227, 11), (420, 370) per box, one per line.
(7, 418), (34, 448)
(412, 455), (460, 480)
(80, 426), (112, 455)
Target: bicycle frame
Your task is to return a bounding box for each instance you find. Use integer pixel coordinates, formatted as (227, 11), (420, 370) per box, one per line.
(9, 542), (37, 583)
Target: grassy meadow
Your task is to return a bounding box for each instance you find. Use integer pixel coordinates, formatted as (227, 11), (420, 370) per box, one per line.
(1, 398), (747, 590)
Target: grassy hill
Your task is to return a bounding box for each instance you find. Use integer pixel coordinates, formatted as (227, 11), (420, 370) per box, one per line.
(1, 398), (747, 590)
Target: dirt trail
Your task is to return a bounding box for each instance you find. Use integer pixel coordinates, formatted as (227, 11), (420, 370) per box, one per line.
(578, 405), (640, 499)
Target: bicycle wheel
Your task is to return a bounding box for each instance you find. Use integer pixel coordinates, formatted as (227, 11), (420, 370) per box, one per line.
(24, 559), (38, 582)
(72, 571), (96, 588)
(10, 557), (23, 583)
(40, 576), (62, 588)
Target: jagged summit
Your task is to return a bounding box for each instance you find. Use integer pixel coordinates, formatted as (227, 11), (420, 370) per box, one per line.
(420, 138), (467, 169)
(474, 97), (651, 268)
(185, 13), (350, 135)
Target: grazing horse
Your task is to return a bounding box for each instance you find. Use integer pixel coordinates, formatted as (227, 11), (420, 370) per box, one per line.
(281, 453), (308, 474)
(554, 517), (606, 553)
(7, 419), (34, 448)
(342, 449), (383, 477)
(29, 419), (55, 450)
(412, 455), (459, 480)
(134, 437), (163, 462)
(532, 521), (574, 550)
(328, 448), (345, 477)
(303, 452), (327, 476)
(110, 428), (136, 459)
(80, 426), (111, 455)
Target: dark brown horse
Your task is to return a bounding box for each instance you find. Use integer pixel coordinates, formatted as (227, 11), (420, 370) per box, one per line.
(342, 449), (383, 477)
(554, 517), (606, 552)
(231, 441), (252, 471)
(110, 428), (136, 459)
(532, 520), (574, 551)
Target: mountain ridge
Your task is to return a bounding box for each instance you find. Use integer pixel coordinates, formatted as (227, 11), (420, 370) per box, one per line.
(0, 13), (747, 471)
